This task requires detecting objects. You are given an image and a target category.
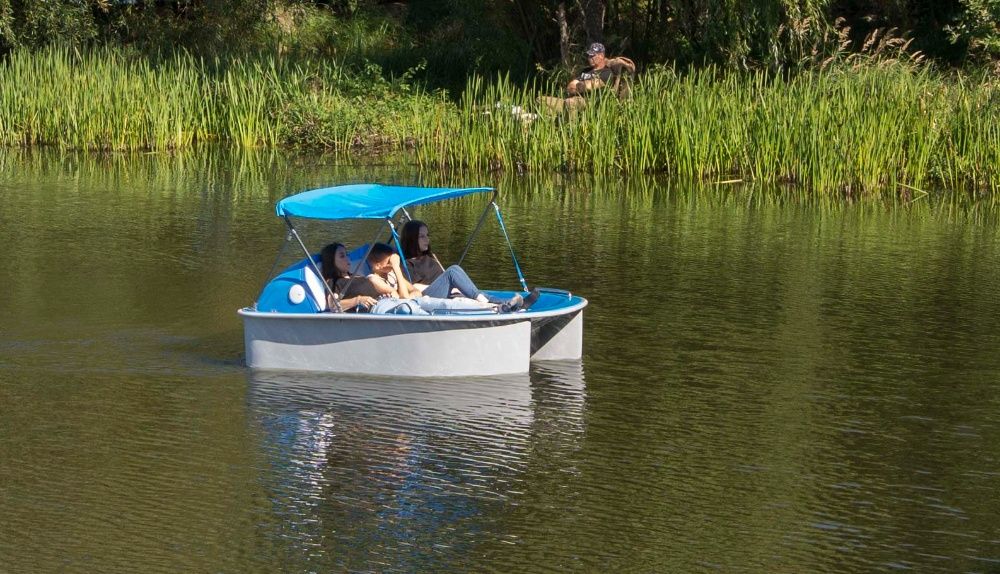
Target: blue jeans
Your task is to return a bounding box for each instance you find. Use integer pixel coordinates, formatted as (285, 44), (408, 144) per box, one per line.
(370, 295), (489, 315)
(371, 298), (428, 315)
(421, 265), (504, 304)
(414, 296), (490, 313)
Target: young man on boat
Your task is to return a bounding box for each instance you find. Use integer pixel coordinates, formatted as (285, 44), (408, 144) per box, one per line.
(364, 243), (528, 312)
(321, 242), (492, 315)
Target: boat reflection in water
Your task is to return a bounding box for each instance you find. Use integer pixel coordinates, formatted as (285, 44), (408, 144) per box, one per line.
(244, 360), (586, 570)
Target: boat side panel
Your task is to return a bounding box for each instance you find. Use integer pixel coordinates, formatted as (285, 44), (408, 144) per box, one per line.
(530, 310), (584, 361)
(243, 315), (531, 377)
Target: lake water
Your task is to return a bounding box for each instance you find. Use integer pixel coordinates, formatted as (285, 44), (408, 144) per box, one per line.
(2, 149), (1000, 572)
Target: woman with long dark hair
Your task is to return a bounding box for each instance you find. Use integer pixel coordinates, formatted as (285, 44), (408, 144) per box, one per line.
(400, 220), (444, 289)
(319, 242), (379, 312)
(400, 220), (539, 309)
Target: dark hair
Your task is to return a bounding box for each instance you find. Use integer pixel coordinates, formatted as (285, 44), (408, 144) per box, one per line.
(401, 220), (431, 260)
(320, 243), (347, 284)
(366, 242), (395, 262)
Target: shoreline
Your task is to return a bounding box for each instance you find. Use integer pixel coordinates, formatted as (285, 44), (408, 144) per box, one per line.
(1, 48), (996, 198)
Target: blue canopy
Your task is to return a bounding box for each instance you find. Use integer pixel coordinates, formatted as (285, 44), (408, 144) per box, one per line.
(275, 184), (494, 221)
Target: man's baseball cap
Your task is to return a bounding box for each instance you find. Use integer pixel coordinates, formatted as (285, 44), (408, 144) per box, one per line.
(585, 42), (605, 56)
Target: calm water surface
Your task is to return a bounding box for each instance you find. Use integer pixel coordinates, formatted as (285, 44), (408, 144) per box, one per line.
(1, 150), (1000, 572)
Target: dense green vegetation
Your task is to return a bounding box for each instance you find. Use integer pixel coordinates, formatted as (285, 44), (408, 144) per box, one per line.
(437, 66), (998, 197)
(1, 45), (995, 197)
(0, 47), (447, 151)
(0, 1), (997, 196)
(2, 1), (998, 83)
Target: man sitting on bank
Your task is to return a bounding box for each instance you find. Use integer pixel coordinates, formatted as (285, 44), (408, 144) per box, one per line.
(568, 42), (614, 96)
(540, 42), (635, 113)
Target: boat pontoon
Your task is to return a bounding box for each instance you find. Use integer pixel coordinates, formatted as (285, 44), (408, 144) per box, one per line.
(238, 184), (587, 377)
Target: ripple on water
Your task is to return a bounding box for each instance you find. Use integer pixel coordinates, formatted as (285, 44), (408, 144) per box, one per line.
(4, 158), (1000, 572)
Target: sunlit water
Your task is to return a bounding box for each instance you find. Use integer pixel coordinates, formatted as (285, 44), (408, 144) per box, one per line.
(1, 150), (999, 572)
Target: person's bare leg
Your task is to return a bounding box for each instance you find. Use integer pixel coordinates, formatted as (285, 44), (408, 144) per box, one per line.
(538, 95), (566, 113)
(565, 96), (587, 111)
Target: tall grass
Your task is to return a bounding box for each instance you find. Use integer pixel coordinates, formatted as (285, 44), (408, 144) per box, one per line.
(0, 46), (997, 197)
(0, 46), (450, 152)
(440, 64), (998, 197)
(0, 48), (211, 150)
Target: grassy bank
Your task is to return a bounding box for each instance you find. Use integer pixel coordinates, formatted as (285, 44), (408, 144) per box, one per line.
(0, 47), (997, 197)
(441, 66), (999, 197)
(0, 47), (449, 151)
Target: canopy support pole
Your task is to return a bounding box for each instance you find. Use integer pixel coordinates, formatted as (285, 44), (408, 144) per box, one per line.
(284, 216), (340, 312)
(337, 221), (389, 307)
(350, 223), (385, 277)
(493, 203), (528, 292)
(255, 230), (292, 309)
(387, 219), (413, 281)
(457, 190), (499, 267)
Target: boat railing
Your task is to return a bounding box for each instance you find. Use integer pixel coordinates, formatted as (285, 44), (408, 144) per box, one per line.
(428, 308), (500, 316)
(535, 287), (573, 299)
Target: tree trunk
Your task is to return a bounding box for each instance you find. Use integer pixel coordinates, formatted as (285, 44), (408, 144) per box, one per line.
(578, 0), (605, 44)
(511, 0), (551, 66)
(556, 2), (572, 72)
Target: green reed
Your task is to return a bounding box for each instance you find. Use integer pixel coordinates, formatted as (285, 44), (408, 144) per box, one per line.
(0, 48), (215, 150)
(0, 46), (997, 197)
(0, 46), (442, 152)
(438, 64), (998, 197)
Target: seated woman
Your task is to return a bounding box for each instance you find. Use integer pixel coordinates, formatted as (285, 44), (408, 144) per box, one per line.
(320, 242), (379, 312)
(401, 221), (539, 310)
(400, 220), (446, 288)
(320, 242), (497, 315)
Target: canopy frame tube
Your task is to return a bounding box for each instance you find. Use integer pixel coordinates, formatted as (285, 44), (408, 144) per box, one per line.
(387, 219), (413, 281)
(493, 203), (528, 292)
(457, 191), (528, 292)
(457, 191), (498, 266)
(256, 230), (293, 310)
(283, 215), (341, 312)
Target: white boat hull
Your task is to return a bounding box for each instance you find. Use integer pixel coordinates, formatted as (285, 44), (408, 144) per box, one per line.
(531, 310), (584, 361)
(242, 312), (531, 377)
(239, 297), (586, 377)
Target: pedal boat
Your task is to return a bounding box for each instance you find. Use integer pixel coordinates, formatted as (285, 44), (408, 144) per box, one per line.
(238, 184), (587, 377)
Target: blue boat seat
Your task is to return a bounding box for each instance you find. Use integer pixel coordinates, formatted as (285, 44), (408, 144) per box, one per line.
(256, 256), (328, 313)
(256, 245), (381, 314)
(346, 244), (372, 277)
(303, 264), (328, 311)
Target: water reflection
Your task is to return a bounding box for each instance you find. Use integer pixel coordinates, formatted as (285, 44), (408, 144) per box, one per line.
(5, 148), (1000, 572)
(245, 361), (586, 571)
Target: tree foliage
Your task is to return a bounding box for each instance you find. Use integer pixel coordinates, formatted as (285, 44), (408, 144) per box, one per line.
(0, 0), (99, 51)
(948, 0), (1000, 61)
(0, 0), (996, 75)
(0, 0), (277, 54)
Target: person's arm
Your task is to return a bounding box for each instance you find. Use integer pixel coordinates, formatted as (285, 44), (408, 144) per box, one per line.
(388, 253), (421, 299)
(366, 273), (402, 297)
(328, 292), (377, 312)
(568, 77), (605, 95)
(568, 67), (606, 96)
(578, 77), (605, 94)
